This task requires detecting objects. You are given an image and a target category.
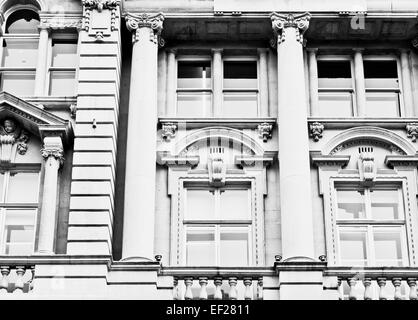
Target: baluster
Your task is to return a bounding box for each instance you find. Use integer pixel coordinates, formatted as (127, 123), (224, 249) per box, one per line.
(257, 277), (263, 300)
(14, 266), (26, 293)
(363, 278), (373, 300)
(243, 278), (253, 300)
(377, 278), (387, 300)
(173, 277), (179, 300)
(228, 277), (238, 300)
(407, 278), (418, 300)
(392, 278), (402, 300)
(337, 278), (343, 300)
(0, 266), (10, 293)
(184, 277), (194, 300)
(347, 277), (357, 300)
(213, 277), (223, 300)
(199, 277), (208, 300)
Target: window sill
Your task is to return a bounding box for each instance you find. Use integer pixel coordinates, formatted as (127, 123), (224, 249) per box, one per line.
(159, 117), (276, 130)
(308, 117), (418, 129)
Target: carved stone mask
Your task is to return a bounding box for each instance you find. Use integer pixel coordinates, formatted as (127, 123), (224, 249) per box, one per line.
(3, 119), (16, 134)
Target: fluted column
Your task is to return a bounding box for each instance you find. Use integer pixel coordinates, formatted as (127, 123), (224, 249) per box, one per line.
(400, 49), (415, 117)
(271, 12), (315, 261)
(34, 25), (50, 96)
(37, 136), (64, 254)
(353, 49), (366, 117)
(258, 48), (269, 117)
(166, 48), (177, 116)
(122, 12), (164, 261)
(307, 48), (318, 116)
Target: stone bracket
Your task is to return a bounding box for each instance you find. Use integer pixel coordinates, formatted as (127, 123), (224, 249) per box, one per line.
(257, 122), (273, 143)
(309, 122), (324, 142)
(161, 123), (177, 142)
(406, 123), (418, 142)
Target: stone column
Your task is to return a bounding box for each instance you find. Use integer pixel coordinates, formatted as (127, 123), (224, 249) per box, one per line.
(353, 49), (366, 117)
(400, 50), (415, 117)
(307, 48), (319, 116)
(34, 25), (50, 96)
(270, 12), (315, 261)
(166, 49), (177, 116)
(212, 49), (223, 117)
(37, 136), (64, 254)
(258, 48), (269, 117)
(122, 12), (164, 261)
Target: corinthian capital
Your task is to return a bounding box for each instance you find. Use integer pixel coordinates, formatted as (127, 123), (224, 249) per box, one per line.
(126, 12), (164, 44)
(270, 12), (311, 45)
(41, 137), (64, 166)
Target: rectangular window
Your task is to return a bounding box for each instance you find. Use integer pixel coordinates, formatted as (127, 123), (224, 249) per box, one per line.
(335, 186), (408, 267)
(0, 170), (39, 255)
(183, 186), (252, 266)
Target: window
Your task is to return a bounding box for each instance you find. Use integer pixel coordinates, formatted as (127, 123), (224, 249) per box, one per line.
(317, 59), (354, 117)
(335, 187), (408, 267)
(0, 170), (40, 255)
(177, 60), (212, 117)
(223, 61), (258, 117)
(183, 186), (252, 266)
(0, 10), (40, 96)
(363, 59), (400, 117)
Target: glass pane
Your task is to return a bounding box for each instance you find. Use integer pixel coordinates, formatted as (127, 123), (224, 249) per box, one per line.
(7, 172), (39, 203)
(177, 61), (211, 89)
(224, 61), (257, 79)
(364, 60), (398, 79)
(177, 92), (211, 117)
(318, 92), (353, 117)
(365, 92), (399, 117)
(6, 10), (40, 34)
(223, 93), (258, 117)
(339, 230), (367, 266)
(370, 190), (402, 220)
(318, 60), (351, 78)
(1, 71), (36, 96)
(49, 71), (76, 96)
(52, 42), (78, 67)
(186, 229), (216, 266)
(374, 230), (404, 266)
(220, 230), (249, 266)
(336, 190), (366, 219)
(186, 190), (215, 220)
(4, 209), (36, 255)
(2, 38), (39, 68)
(219, 190), (250, 220)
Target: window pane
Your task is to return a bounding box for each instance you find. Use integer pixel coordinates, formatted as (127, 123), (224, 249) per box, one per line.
(49, 70), (76, 96)
(365, 92), (399, 117)
(219, 190), (250, 220)
(318, 60), (351, 78)
(318, 92), (353, 117)
(339, 230), (368, 266)
(6, 172), (39, 203)
(224, 62), (257, 79)
(177, 92), (211, 117)
(220, 230), (249, 266)
(370, 190), (402, 220)
(2, 39), (39, 68)
(336, 190), (366, 219)
(223, 93), (258, 117)
(186, 190), (215, 220)
(186, 229), (216, 266)
(1, 71), (36, 96)
(177, 61), (211, 89)
(6, 10), (40, 34)
(4, 209), (36, 255)
(52, 42), (78, 67)
(374, 229), (405, 266)
(363, 60), (398, 79)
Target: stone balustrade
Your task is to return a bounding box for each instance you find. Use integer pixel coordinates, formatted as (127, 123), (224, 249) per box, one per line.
(0, 265), (35, 294)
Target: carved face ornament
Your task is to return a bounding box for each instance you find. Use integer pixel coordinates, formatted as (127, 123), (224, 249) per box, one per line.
(2, 119), (17, 135)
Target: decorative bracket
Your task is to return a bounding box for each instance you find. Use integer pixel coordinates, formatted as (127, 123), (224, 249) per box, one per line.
(309, 122), (324, 142)
(0, 118), (30, 164)
(406, 123), (418, 142)
(257, 122), (273, 142)
(161, 123), (177, 142)
(358, 148), (376, 186)
(270, 12), (311, 45)
(208, 147), (226, 187)
(70, 104), (77, 119)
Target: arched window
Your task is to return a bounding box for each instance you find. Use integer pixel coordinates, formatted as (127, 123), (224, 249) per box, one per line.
(5, 9), (40, 34)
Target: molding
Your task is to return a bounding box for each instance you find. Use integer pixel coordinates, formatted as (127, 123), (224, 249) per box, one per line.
(39, 13), (82, 30)
(309, 122), (324, 142)
(385, 155), (418, 168)
(125, 12), (164, 44)
(157, 152), (199, 167)
(308, 118), (418, 130)
(235, 154), (275, 167)
(270, 12), (311, 45)
(311, 152), (350, 168)
(159, 117), (276, 130)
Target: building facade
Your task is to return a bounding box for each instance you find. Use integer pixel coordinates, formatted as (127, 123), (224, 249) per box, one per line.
(0, 0), (417, 300)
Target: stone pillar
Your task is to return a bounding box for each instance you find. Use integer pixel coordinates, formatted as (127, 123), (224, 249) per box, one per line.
(212, 49), (223, 117)
(122, 12), (164, 261)
(258, 48), (269, 117)
(270, 12), (315, 261)
(307, 48), (319, 116)
(400, 50), (415, 117)
(166, 49), (177, 117)
(37, 136), (64, 254)
(353, 49), (366, 117)
(34, 26), (50, 96)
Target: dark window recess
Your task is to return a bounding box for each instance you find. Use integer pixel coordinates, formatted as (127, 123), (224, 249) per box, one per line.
(178, 61), (211, 78)
(363, 60), (398, 78)
(224, 61), (257, 79)
(6, 9), (40, 34)
(317, 61), (351, 78)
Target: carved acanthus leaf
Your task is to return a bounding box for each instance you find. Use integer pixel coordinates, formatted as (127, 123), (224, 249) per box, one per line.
(126, 12), (165, 44)
(270, 12), (311, 45)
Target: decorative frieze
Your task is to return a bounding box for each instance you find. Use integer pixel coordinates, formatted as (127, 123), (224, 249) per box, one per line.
(406, 123), (418, 142)
(39, 16), (82, 31)
(161, 123), (177, 142)
(309, 122), (324, 142)
(0, 119), (30, 163)
(257, 122), (273, 142)
(126, 12), (165, 45)
(270, 12), (311, 45)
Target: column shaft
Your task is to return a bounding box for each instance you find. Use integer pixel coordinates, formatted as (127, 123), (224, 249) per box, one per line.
(34, 27), (50, 96)
(308, 49), (319, 116)
(258, 48), (269, 117)
(353, 50), (366, 117)
(166, 49), (177, 116)
(212, 49), (223, 117)
(400, 50), (414, 117)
